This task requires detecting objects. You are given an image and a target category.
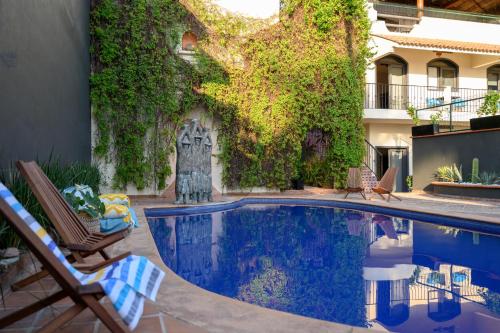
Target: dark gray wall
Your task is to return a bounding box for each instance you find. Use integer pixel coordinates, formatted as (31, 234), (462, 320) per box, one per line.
(0, 0), (90, 169)
(413, 129), (500, 191)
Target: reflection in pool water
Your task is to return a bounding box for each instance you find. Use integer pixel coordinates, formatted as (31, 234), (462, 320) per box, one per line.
(148, 205), (500, 332)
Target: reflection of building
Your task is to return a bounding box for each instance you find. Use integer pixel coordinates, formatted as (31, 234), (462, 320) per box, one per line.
(362, 214), (500, 332)
(362, 214), (414, 326)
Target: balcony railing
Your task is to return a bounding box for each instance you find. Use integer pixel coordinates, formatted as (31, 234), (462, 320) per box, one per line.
(371, 1), (500, 25)
(365, 83), (489, 117)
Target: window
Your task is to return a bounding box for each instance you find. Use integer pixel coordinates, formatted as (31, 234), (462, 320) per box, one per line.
(487, 65), (500, 91)
(181, 32), (197, 51)
(427, 59), (458, 88)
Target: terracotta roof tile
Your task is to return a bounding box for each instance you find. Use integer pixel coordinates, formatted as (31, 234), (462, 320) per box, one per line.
(373, 34), (500, 55)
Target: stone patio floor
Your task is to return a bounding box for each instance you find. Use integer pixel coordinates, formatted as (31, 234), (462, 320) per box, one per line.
(1, 190), (498, 332)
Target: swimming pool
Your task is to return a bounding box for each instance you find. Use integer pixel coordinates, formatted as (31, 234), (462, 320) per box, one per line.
(147, 199), (500, 333)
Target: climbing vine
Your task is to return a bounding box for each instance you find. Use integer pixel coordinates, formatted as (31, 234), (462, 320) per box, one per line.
(90, 0), (196, 190)
(91, 0), (371, 191)
(192, 0), (371, 189)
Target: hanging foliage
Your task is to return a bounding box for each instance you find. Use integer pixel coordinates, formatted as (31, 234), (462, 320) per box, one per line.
(191, 0), (371, 189)
(91, 0), (370, 191)
(90, 0), (197, 190)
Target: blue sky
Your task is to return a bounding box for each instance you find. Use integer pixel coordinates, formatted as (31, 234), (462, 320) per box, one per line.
(215, 0), (280, 18)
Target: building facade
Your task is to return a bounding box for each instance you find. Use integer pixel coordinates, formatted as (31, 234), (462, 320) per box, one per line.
(364, 1), (500, 191)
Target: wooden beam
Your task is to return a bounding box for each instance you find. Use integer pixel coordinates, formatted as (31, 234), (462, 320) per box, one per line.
(417, 0), (424, 18)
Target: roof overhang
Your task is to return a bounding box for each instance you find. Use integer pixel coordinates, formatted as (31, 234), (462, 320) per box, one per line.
(372, 34), (500, 56)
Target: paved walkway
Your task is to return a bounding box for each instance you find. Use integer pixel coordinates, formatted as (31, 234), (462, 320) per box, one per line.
(0, 190), (498, 332)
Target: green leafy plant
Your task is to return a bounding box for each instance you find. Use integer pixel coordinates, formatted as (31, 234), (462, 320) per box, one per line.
(0, 159), (101, 248)
(480, 290), (500, 315)
(406, 175), (413, 191)
(63, 190), (105, 219)
(430, 110), (443, 125)
(192, 0), (371, 189)
(478, 91), (500, 116)
(471, 157), (480, 183)
(434, 164), (462, 183)
(479, 171), (499, 185)
(90, 0), (371, 191)
(406, 105), (419, 125)
(90, 0), (197, 190)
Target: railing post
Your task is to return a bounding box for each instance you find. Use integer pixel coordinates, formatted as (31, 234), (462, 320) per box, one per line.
(449, 103), (453, 131)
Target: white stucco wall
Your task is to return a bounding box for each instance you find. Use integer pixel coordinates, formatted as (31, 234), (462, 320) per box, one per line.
(365, 123), (413, 175)
(366, 2), (500, 90)
(367, 45), (498, 90)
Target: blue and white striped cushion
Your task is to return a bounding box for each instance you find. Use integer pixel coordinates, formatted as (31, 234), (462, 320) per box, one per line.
(0, 182), (165, 330)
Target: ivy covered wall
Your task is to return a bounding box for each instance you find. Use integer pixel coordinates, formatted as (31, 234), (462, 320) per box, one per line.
(90, 0), (197, 191)
(192, 0), (371, 189)
(90, 0), (370, 192)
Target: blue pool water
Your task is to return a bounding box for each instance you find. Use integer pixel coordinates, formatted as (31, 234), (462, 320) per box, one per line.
(147, 202), (500, 333)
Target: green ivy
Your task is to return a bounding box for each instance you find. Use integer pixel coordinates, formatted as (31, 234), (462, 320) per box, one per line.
(91, 0), (370, 191)
(90, 0), (197, 190)
(192, 0), (370, 189)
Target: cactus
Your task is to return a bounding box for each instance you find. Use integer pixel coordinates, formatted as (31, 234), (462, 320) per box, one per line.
(471, 158), (480, 183)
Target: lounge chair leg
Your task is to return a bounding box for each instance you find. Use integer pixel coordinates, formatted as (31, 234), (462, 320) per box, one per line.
(360, 192), (367, 200)
(83, 295), (129, 333)
(11, 269), (50, 291)
(99, 249), (110, 260)
(377, 193), (386, 201)
(38, 303), (86, 333)
(0, 290), (67, 328)
(73, 252), (86, 264)
(391, 193), (402, 201)
(12, 253), (79, 291)
(344, 192), (349, 199)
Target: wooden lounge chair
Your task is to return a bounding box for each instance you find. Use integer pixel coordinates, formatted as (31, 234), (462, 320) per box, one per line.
(11, 161), (130, 291)
(344, 167), (366, 200)
(0, 186), (130, 332)
(372, 167), (402, 202)
(0, 183), (164, 332)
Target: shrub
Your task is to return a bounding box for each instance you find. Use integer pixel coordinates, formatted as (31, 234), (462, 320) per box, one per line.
(0, 159), (101, 248)
(434, 164), (462, 183)
(480, 290), (500, 315)
(479, 171), (499, 185)
(478, 91), (500, 117)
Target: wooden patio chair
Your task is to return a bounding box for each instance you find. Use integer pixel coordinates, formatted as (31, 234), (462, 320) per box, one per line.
(344, 167), (366, 200)
(372, 167), (402, 202)
(11, 161), (130, 291)
(0, 182), (164, 332)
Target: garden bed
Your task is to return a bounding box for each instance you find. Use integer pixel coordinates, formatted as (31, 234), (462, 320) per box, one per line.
(431, 182), (500, 199)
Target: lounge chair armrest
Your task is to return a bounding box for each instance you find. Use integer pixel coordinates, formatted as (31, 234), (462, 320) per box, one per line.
(73, 251), (132, 273)
(76, 283), (104, 295)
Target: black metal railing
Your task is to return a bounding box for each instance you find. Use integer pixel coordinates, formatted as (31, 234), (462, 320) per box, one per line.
(415, 96), (487, 131)
(365, 83), (489, 113)
(371, 1), (500, 25)
(364, 139), (383, 179)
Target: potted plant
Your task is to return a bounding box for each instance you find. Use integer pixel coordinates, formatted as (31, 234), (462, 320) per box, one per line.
(470, 91), (500, 130)
(63, 189), (105, 233)
(410, 105), (441, 137)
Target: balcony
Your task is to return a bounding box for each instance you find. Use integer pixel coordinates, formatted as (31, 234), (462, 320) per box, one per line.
(364, 83), (492, 122)
(371, 1), (500, 30)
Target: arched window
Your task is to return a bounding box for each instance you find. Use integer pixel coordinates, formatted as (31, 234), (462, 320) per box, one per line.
(181, 31), (197, 51)
(487, 65), (500, 91)
(427, 59), (458, 88)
